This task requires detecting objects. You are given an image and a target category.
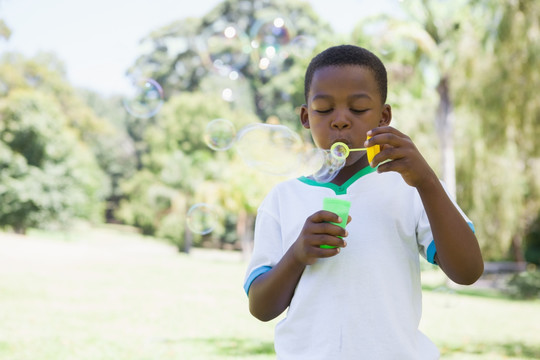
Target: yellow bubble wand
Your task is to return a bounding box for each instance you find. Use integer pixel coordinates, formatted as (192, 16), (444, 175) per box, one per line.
(330, 135), (380, 163)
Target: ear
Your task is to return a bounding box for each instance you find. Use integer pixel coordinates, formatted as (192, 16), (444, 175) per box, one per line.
(379, 104), (392, 126)
(300, 104), (310, 129)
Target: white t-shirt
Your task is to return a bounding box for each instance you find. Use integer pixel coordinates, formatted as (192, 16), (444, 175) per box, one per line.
(244, 166), (474, 360)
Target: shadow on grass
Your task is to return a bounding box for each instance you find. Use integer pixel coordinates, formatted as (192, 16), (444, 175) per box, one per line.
(422, 284), (513, 301)
(164, 337), (275, 357)
(208, 337), (275, 356)
(440, 341), (540, 358)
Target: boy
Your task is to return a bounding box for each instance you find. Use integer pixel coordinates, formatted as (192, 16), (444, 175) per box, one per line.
(243, 45), (483, 359)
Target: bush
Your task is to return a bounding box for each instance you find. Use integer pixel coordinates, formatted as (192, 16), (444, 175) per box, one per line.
(524, 211), (540, 266)
(506, 269), (540, 299)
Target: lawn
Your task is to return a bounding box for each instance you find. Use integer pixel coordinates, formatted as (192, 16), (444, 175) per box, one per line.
(0, 225), (538, 359)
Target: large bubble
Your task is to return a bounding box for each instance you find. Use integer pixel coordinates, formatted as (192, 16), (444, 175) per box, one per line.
(299, 147), (327, 176)
(122, 78), (164, 119)
(235, 123), (303, 176)
(311, 149), (346, 183)
(204, 118), (236, 151)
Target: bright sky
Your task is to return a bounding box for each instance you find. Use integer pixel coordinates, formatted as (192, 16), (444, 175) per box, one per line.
(0, 0), (402, 96)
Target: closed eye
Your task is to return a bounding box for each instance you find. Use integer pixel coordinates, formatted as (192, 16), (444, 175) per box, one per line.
(351, 109), (368, 114)
(315, 109), (332, 114)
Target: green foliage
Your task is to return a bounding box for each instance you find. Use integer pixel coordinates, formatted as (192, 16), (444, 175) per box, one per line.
(114, 0), (342, 250)
(350, 0), (540, 261)
(129, 0), (332, 128)
(117, 170), (161, 235)
(0, 19), (11, 41)
(0, 89), (106, 232)
(0, 53), (132, 231)
(506, 269), (540, 300)
(117, 91), (261, 248)
(156, 210), (187, 249)
(524, 211), (540, 266)
(452, 0), (540, 260)
(1, 0), (538, 261)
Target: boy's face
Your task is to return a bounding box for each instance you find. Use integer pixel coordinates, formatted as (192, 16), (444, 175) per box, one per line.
(301, 65), (391, 166)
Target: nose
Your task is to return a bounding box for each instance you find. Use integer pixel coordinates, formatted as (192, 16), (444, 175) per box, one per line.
(331, 110), (351, 130)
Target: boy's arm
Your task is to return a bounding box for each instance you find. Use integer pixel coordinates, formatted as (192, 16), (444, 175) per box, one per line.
(367, 127), (484, 285)
(248, 211), (348, 321)
(415, 175), (483, 284)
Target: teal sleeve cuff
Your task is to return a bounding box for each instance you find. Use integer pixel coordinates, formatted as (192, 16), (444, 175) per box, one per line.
(427, 241), (437, 265)
(243, 265), (272, 296)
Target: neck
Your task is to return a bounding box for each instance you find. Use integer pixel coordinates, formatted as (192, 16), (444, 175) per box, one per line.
(331, 156), (370, 186)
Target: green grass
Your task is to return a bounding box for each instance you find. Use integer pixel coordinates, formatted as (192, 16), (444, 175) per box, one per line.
(0, 226), (539, 359)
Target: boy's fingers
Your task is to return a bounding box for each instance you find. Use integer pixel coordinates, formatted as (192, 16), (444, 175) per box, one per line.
(315, 237), (347, 254)
(365, 127), (411, 148)
(309, 210), (342, 224)
(310, 222), (348, 237)
(367, 126), (405, 138)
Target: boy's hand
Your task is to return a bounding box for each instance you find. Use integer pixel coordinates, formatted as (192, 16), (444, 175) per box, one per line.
(292, 211), (349, 266)
(365, 126), (438, 189)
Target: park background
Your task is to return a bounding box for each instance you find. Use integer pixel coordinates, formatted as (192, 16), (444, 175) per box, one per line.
(0, 0), (539, 358)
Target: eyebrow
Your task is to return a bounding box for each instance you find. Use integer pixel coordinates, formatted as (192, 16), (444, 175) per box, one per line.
(311, 93), (373, 101)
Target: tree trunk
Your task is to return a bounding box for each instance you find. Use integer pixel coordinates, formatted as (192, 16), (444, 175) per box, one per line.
(182, 199), (192, 254)
(510, 233), (525, 263)
(237, 209), (255, 261)
(436, 76), (456, 199)
(14, 226), (26, 235)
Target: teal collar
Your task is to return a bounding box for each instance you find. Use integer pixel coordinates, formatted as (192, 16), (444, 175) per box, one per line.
(298, 165), (377, 195)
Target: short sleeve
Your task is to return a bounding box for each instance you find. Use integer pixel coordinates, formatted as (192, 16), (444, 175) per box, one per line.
(243, 191), (284, 295)
(416, 180), (475, 265)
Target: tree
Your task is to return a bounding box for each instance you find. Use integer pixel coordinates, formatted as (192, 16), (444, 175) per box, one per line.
(452, 0), (540, 260)
(128, 0), (334, 128)
(351, 0), (540, 260)
(0, 52), (127, 232)
(117, 91), (260, 252)
(351, 0), (476, 198)
(115, 0), (340, 252)
(77, 89), (138, 222)
(0, 89), (105, 233)
(0, 19), (10, 41)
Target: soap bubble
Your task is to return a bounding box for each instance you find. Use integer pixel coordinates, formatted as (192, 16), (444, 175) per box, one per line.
(312, 150), (346, 183)
(123, 78), (164, 118)
(330, 142), (350, 160)
(299, 147), (327, 176)
(198, 22), (252, 72)
(204, 118), (236, 151)
(236, 123), (303, 176)
(186, 203), (219, 235)
(250, 16), (292, 72)
(288, 35), (317, 58)
(199, 67), (249, 105)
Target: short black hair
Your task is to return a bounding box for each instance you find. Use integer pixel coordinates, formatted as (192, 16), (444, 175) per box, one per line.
(304, 45), (387, 104)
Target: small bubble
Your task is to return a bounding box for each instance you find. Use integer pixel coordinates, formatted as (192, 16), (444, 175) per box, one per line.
(198, 22), (251, 72)
(250, 16), (292, 71)
(204, 118), (236, 151)
(330, 142), (350, 160)
(186, 203), (219, 235)
(122, 78), (164, 118)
